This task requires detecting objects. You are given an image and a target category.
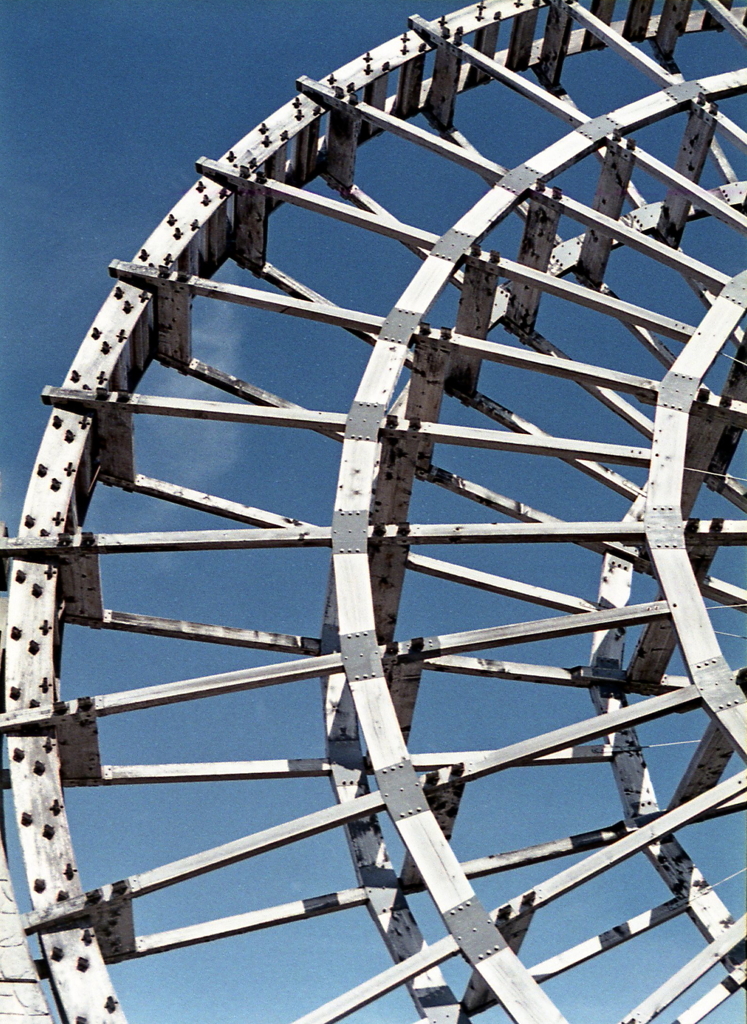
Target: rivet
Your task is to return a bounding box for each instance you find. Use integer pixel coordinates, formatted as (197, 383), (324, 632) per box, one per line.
(34, 878), (46, 893)
(51, 946), (64, 961)
(76, 957), (90, 973)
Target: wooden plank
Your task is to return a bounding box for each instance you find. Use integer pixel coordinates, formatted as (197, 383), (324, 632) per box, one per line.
(494, 252), (695, 340)
(394, 50), (426, 120)
(197, 162), (438, 249)
(529, 896), (688, 982)
(446, 330), (660, 402)
(109, 260), (385, 334)
(65, 609), (320, 656)
(465, 18), (500, 88)
(95, 398), (135, 484)
(421, 654), (688, 695)
(102, 473), (317, 529)
(93, 651), (343, 717)
(457, 388), (641, 499)
(396, 602), (669, 661)
(155, 277), (191, 363)
(288, 935), (459, 1024)
(450, 257), (501, 396)
(67, 759), (331, 786)
(492, 771), (746, 927)
(454, 687), (700, 785)
(325, 102), (361, 190)
(583, 0), (616, 50)
(43, 386), (347, 433)
(613, 914), (746, 1024)
(290, 115), (320, 187)
(697, 0), (747, 43)
(25, 790), (386, 933)
(668, 962), (747, 1024)
(6, 524), (332, 557)
(359, 71), (388, 143)
(116, 886), (368, 961)
(0, 832), (54, 1019)
(387, 416), (652, 467)
(407, 552), (597, 613)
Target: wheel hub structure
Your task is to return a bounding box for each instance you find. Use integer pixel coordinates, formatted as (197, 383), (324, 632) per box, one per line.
(2, 3), (746, 1022)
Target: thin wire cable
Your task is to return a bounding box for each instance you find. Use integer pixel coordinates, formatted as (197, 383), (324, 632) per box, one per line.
(683, 466), (747, 482)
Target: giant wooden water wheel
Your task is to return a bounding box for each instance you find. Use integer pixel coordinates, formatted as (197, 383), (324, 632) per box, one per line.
(2, 3), (746, 1022)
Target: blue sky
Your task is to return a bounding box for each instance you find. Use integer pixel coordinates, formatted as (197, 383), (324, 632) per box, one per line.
(1, 3), (745, 1023)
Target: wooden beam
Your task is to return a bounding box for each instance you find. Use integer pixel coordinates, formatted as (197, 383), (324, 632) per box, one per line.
(101, 473), (316, 529)
(65, 608), (320, 656)
(407, 552), (597, 613)
(109, 260), (384, 334)
(613, 914), (746, 1024)
(65, 760), (331, 786)
(491, 770), (746, 927)
(113, 886), (368, 962)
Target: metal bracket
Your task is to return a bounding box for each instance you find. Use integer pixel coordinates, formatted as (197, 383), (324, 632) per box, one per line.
(374, 759), (427, 820)
(341, 628), (381, 681)
(444, 897), (505, 963)
(90, 885), (136, 962)
(56, 700), (102, 784)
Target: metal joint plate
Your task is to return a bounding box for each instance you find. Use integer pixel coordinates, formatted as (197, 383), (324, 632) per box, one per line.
(374, 759), (428, 819)
(431, 228), (475, 263)
(91, 888), (136, 961)
(379, 308), (423, 345)
(444, 897), (505, 964)
(575, 115), (623, 144)
(332, 508), (369, 554)
(341, 628), (382, 681)
(501, 164), (539, 196)
(345, 401), (384, 442)
(720, 271), (747, 309)
(657, 371), (698, 412)
(664, 80), (706, 105)
(645, 516), (684, 551)
(692, 657), (746, 710)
